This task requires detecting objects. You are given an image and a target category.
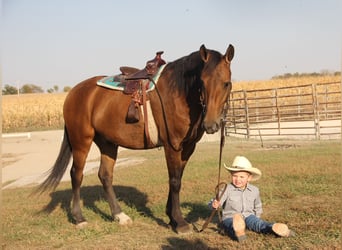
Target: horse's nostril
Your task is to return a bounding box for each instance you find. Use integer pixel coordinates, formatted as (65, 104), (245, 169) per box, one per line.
(204, 122), (219, 134)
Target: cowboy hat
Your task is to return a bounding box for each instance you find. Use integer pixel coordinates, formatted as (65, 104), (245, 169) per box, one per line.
(224, 156), (262, 181)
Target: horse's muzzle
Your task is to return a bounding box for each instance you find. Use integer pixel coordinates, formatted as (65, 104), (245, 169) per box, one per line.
(203, 121), (220, 134)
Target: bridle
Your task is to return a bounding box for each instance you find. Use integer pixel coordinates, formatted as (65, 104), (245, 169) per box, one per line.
(199, 82), (231, 130)
(199, 85), (207, 116)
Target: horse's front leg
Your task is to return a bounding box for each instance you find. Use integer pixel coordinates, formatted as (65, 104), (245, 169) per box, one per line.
(164, 148), (192, 233)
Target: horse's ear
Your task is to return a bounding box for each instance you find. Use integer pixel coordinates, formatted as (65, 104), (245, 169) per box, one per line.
(200, 44), (209, 62)
(224, 44), (235, 63)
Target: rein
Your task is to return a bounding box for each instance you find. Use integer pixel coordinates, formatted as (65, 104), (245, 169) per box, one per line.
(149, 78), (183, 152)
(193, 100), (229, 233)
(149, 78), (207, 152)
(217, 101), (229, 184)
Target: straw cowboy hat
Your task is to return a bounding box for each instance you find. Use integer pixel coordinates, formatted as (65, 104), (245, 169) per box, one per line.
(224, 156), (262, 181)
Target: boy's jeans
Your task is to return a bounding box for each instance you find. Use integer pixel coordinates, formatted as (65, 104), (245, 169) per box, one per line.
(221, 214), (274, 237)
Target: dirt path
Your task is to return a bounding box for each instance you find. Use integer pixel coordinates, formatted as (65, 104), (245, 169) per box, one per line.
(2, 130), (137, 189)
(2, 130), (220, 189)
(2, 131), (90, 189)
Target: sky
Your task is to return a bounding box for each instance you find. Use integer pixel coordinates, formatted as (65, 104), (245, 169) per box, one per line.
(1, 0), (341, 91)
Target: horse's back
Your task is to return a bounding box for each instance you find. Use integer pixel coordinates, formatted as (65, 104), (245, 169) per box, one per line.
(64, 75), (132, 114)
(64, 76), (104, 122)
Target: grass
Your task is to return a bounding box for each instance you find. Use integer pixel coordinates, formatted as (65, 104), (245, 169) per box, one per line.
(2, 139), (341, 249)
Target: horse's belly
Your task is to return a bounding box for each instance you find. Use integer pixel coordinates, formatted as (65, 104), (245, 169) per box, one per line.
(95, 117), (161, 149)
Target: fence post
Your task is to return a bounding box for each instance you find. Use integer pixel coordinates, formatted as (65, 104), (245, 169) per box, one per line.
(324, 85), (328, 120)
(274, 88), (280, 135)
(255, 91), (259, 123)
(243, 90), (250, 138)
(272, 90), (276, 120)
(312, 83), (320, 139)
(231, 92), (237, 134)
(297, 88), (301, 117)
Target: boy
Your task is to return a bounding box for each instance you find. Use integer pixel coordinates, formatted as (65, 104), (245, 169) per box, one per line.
(210, 156), (294, 242)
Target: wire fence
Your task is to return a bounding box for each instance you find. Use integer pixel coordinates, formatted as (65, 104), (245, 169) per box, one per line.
(225, 81), (341, 140)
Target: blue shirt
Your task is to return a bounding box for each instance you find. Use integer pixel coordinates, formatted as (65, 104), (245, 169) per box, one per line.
(218, 182), (263, 220)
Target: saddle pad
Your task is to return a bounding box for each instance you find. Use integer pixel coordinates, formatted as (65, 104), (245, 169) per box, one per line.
(97, 64), (166, 92)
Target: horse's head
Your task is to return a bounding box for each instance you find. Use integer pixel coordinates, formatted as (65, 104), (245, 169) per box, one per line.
(199, 44), (235, 134)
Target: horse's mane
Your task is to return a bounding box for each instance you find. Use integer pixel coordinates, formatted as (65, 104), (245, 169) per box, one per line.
(165, 49), (222, 96)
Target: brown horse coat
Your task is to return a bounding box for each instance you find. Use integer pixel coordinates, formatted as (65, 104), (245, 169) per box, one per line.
(37, 44), (235, 233)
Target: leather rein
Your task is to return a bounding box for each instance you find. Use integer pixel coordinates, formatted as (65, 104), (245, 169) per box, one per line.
(193, 95), (230, 233)
(149, 78), (208, 152)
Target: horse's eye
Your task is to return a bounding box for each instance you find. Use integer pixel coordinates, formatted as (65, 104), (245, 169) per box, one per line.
(224, 82), (231, 88)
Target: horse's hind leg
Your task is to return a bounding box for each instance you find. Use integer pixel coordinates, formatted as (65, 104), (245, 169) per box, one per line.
(96, 140), (132, 225)
(70, 148), (91, 227)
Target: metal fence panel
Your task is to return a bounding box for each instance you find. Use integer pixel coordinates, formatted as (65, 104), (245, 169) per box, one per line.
(225, 82), (341, 139)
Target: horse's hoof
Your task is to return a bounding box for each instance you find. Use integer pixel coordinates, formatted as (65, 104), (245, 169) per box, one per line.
(76, 221), (88, 229)
(115, 212), (133, 226)
(176, 223), (192, 234)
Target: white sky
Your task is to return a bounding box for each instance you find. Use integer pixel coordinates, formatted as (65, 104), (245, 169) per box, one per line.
(1, 0), (341, 90)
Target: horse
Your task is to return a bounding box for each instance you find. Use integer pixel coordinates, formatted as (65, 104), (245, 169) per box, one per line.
(36, 44), (235, 234)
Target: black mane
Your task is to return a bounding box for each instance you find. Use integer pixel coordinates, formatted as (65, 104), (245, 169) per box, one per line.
(165, 49), (222, 96)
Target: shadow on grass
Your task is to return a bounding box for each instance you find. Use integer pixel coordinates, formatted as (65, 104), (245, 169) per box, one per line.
(38, 185), (219, 234)
(39, 185), (168, 228)
(183, 201), (221, 228)
(161, 237), (218, 250)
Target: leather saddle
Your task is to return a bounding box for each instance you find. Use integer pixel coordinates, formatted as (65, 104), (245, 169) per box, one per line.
(114, 51), (166, 95)
(114, 52), (166, 146)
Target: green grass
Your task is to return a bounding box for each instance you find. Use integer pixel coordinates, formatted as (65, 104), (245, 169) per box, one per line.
(2, 139), (341, 249)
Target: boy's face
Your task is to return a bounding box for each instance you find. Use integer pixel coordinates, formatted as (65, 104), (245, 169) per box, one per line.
(231, 171), (252, 189)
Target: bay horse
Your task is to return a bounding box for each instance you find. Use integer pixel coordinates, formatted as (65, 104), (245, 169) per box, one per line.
(37, 44), (234, 233)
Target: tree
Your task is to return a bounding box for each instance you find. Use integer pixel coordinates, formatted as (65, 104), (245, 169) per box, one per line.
(20, 84), (44, 94)
(2, 84), (18, 95)
(47, 85), (60, 93)
(63, 86), (71, 92)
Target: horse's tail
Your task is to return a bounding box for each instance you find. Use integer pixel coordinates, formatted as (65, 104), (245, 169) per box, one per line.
(34, 127), (72, 194)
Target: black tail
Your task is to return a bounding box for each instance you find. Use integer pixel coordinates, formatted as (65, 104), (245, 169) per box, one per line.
(34, 128), (72, 194)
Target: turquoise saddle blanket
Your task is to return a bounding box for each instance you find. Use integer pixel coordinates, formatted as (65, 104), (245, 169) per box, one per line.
(97, 64), (166, 92)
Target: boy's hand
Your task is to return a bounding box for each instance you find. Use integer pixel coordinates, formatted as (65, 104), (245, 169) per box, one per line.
(212, 199), (220, 209)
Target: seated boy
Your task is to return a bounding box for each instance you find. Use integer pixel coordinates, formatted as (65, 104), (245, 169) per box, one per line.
(210, 155), (294, 242)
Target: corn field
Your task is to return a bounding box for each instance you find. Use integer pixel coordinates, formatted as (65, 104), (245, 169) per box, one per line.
(2, 75), (340, 133)
(2, 93), (67, 133)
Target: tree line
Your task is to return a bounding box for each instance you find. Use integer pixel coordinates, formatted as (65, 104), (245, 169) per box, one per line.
(271, 71), (341, 80)
(2, 84), (71, 95)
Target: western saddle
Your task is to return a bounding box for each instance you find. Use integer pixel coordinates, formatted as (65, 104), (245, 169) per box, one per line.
(116, 51), (166, 146)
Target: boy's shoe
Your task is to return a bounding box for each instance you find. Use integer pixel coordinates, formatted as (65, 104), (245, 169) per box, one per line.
(233, 214), (247, 242)
(272, 223), (295, 237)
